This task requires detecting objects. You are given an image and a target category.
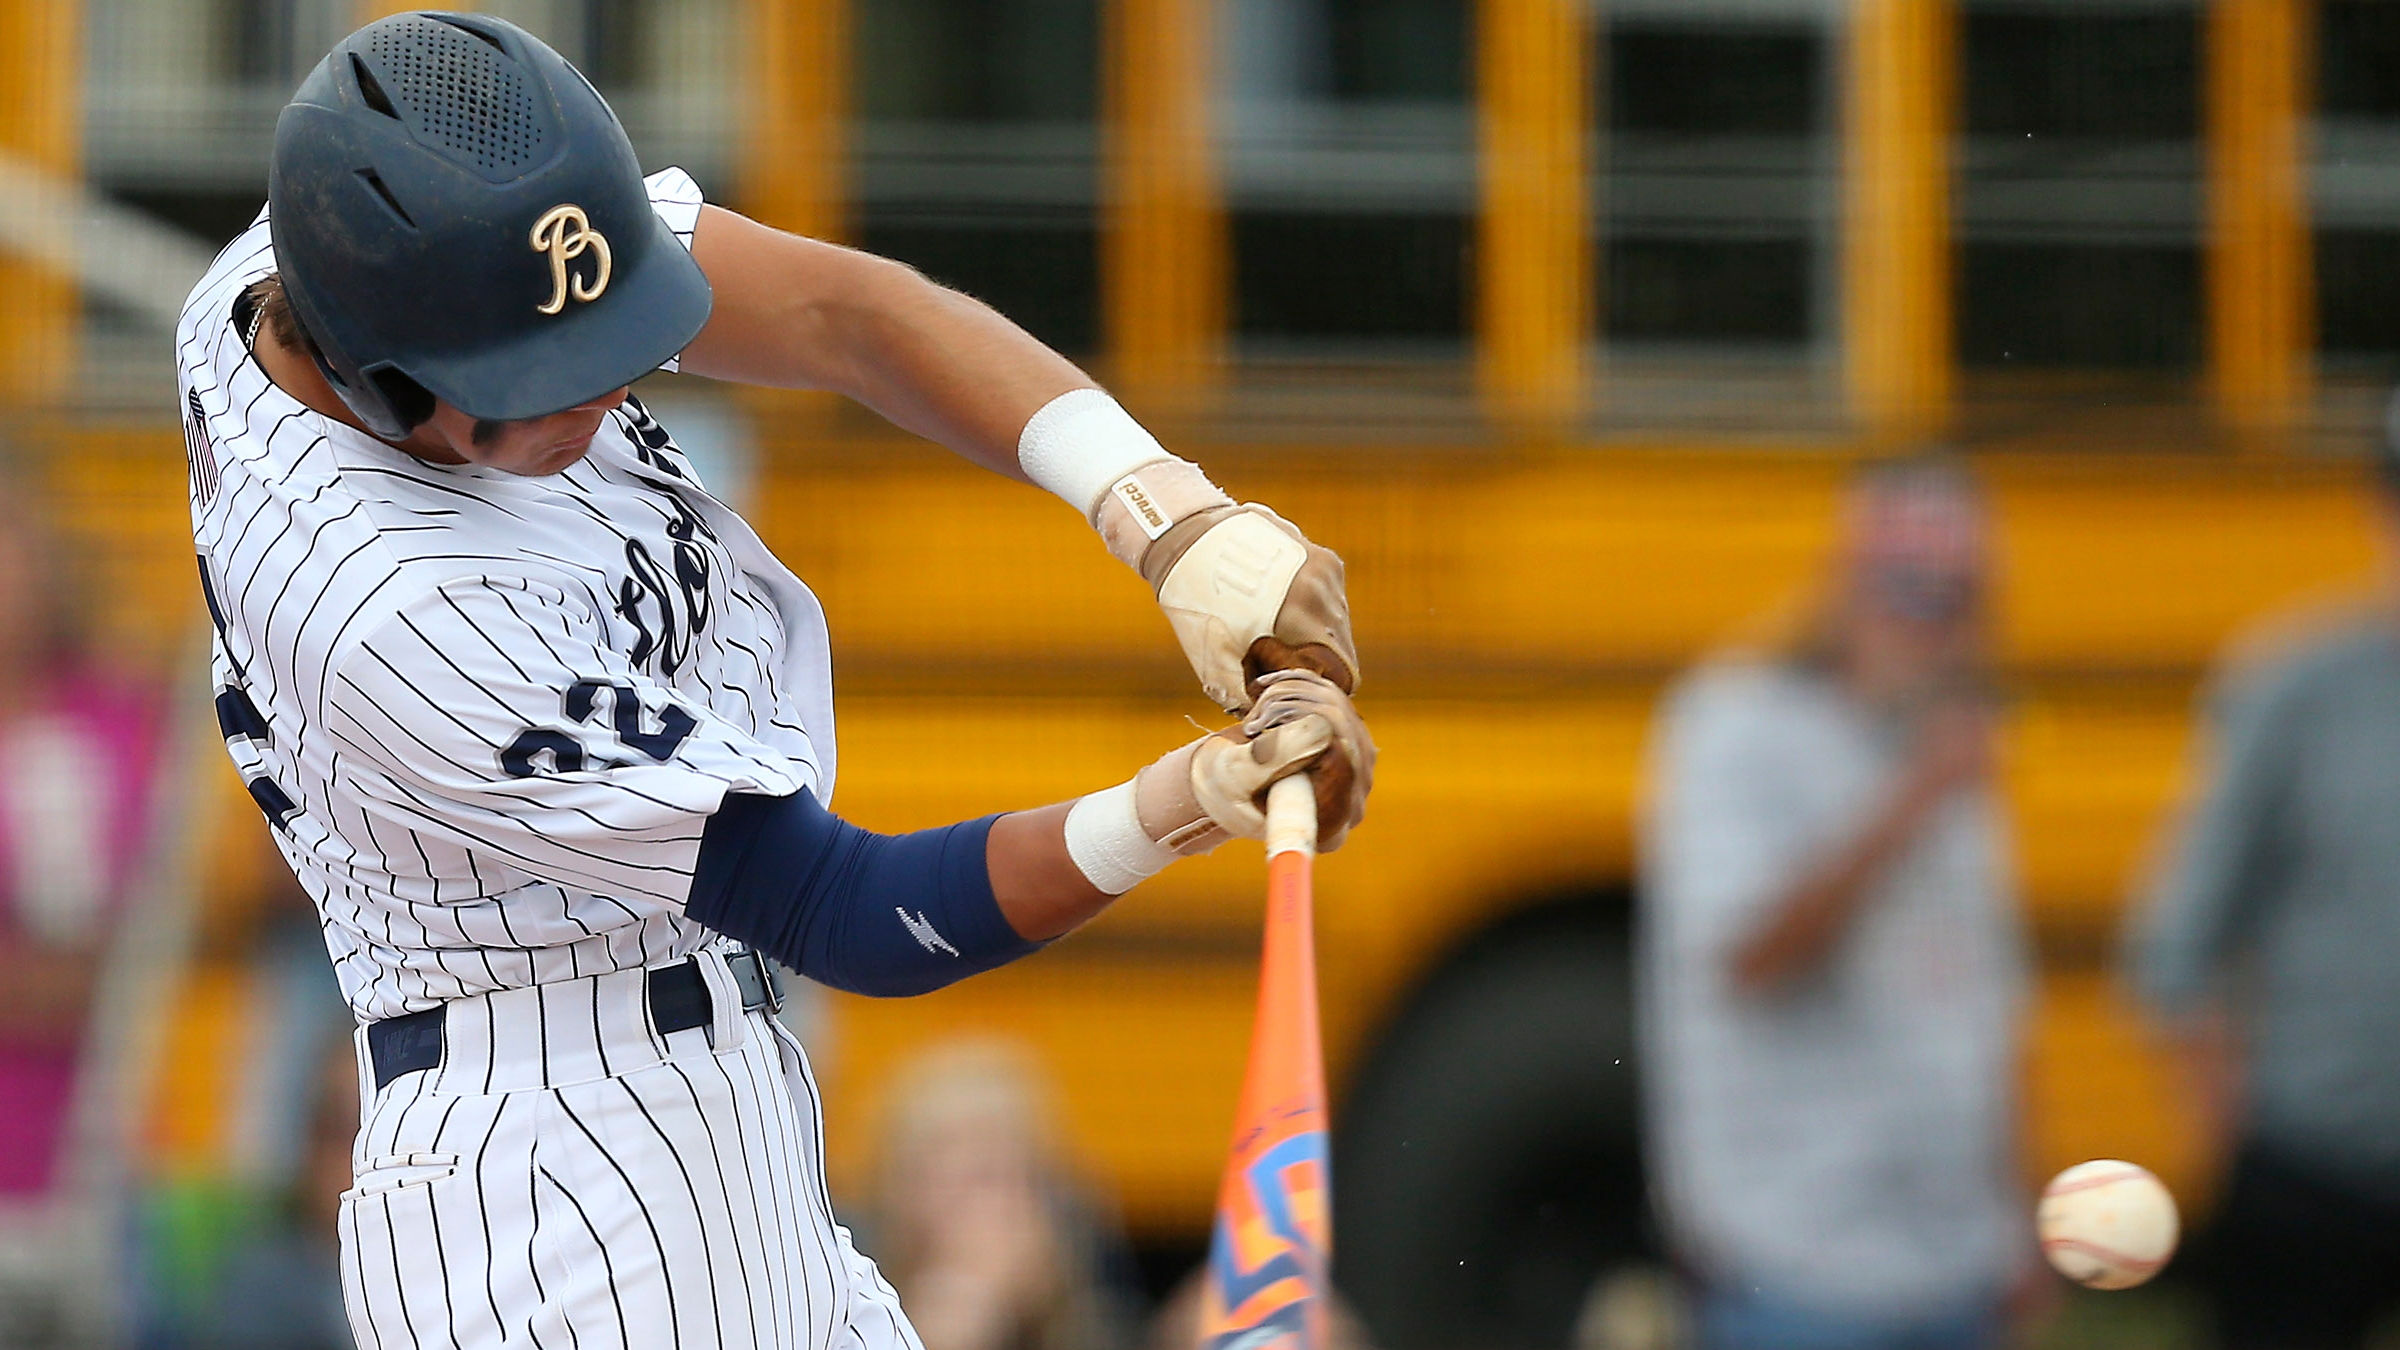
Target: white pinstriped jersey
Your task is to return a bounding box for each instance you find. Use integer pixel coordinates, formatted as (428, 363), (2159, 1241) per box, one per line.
(178, 168), (837, 1023)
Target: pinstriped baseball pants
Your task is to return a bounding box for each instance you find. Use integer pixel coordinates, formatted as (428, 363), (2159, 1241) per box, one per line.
(339, 948), (922, 1350)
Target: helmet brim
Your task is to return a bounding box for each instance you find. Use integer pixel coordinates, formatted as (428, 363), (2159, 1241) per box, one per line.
(396, 213), (714, 424)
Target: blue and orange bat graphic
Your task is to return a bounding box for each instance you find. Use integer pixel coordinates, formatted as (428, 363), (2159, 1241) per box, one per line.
(1198, 776), (1331, 1350)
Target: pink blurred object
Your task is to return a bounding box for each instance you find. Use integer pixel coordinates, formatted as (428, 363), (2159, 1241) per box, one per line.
(0, 668), (158, 1196)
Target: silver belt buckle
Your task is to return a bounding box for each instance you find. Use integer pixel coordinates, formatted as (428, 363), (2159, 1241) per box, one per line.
(729, 946), (785, 1016)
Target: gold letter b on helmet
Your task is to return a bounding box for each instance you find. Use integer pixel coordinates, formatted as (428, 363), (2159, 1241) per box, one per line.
(531, 204), (613, 314)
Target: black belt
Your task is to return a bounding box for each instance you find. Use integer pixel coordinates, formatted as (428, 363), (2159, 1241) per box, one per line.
(367, 948), (785, 1090)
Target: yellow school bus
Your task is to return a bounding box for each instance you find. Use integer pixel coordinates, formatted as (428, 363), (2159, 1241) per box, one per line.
(757, 435), (2374, 1342)
(43, 419), (2381, 1346)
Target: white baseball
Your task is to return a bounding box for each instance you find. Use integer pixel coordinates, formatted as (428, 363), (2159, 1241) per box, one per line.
(2037, 1160), (2180, 1290)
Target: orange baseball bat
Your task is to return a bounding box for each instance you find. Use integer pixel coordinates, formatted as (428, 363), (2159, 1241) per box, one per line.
(1196, 774), (1331, 1350)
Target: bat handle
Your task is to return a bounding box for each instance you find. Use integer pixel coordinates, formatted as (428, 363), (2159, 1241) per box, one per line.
(1264, 773), (1317, 859)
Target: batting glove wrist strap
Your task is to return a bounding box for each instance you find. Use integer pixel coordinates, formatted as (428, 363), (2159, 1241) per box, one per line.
(1092, 458), (1237, 570)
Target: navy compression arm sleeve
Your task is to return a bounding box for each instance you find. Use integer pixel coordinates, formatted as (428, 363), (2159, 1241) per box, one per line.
(686, 789), (1044, 996)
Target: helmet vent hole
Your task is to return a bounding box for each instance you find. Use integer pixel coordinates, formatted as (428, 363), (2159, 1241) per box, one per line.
(432, 15), (513, 55)
(355, 170), (417, 229)
(351, 54), (399, 119)
(364, 15), (546, 175)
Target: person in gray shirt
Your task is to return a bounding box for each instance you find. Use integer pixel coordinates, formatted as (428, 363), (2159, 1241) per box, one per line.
(2131, 401), (2400, 1350)
(1643, 458), (2032, 1350)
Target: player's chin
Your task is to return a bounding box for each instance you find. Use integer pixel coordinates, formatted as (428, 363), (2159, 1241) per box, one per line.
(498, 431), (601, 477)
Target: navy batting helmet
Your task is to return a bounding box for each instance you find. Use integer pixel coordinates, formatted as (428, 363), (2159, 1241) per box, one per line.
(269, 12), (712, 440)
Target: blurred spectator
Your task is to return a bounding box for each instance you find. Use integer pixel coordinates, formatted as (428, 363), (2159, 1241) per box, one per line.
(0, 486), (161, 1345)
(1640, 458), (2033, 1350)
(2129, 400), (2400, 1350)
(858, 1039), (1138, 1350)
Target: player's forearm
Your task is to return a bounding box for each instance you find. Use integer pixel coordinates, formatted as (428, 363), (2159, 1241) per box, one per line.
(687, 789), (1044, 997)
(684, 675), (1369, 995)
(680, 205), (1090, 475)
(987, 804), (1117, 941)
(801, 266), (1093, 474)
(682, 209), (1359, 715)
(679, 789), (1147, 998)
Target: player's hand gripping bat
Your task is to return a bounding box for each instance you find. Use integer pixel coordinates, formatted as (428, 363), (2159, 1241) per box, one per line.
(1196, 774), (1331, 1350)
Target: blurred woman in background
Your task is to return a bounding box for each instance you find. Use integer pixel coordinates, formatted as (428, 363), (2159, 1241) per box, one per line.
(1639, 458), (2035, 1350)
(859, 1039), (1139, 1350)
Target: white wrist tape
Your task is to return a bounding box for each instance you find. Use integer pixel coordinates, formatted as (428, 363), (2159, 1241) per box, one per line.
(1062, 779), (1176, 896)
(1017, 389), (1175, 517)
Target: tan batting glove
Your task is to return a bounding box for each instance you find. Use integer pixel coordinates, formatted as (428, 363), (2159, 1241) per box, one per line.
(1093, 461), (1361, 714)
(1133, 669), (1376, 855)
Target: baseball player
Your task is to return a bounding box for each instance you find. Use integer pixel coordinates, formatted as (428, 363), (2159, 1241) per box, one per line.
(176, 13), (1372, 1350)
